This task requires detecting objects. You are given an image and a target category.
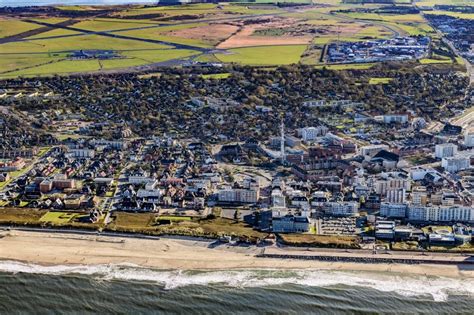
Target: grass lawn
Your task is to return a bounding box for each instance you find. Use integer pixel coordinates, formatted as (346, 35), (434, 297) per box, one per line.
(200, 73), (231, 79)
(216, 45), (307, 65)
(419, 58), (452, 64)
(369, 77), (392, 84)
(279, 234), (361, 249)
(0, 19), (41, 38)
(107, 212), (156, 231)
(27, 28), (82, 39)
(4, 59), (101, 77)
(39, 211), (78, 224)
(0, 208), (47, 225)
(121, 49), (199, 64)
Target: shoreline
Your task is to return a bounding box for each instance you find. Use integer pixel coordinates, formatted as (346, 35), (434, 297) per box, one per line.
(1, 230), (474, 279)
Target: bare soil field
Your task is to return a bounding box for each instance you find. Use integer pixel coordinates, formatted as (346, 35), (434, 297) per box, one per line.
(217, 17), (313, 49)
(165, 23), (240, 46)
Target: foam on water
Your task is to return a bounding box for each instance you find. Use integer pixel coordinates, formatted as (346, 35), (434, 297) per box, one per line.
(1, 260), (473, 302)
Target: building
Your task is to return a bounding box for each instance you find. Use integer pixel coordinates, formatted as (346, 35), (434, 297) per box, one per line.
(323, 202), (359, 217)
(301, 126), (328, 142)
(385, 188), (406, 204)
(360, 145), (389, 158)
(69, 148), (95, 158)
(271, 188), (286, 209)
(383, 114), (408, 124)
(411, 186), (428, 206)
(272, 214), (310, 233)
(52, 174), (75, 190)
(375, 220), (395, 240)
(375, 178), (411, 195)
(442, 156), (470, 173)
(302, 100), (325, 107)
(380, 203), (408, 218)
(435, 143), (457, 159)
(0, 157), (26, 172)
(464, 132), (474, 147)
(408, 205), (474, 223)
(218, 186), (260, 204)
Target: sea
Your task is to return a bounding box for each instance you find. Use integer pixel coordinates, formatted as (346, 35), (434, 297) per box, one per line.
(1, 0), (162, 7)
(1, 261), (474, 314)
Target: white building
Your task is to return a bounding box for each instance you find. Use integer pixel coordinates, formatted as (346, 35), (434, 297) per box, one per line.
(375, 178), (411, 195)
(385, 188), (406, 204)
(360, 145), (389, 158)
(302, 100), (325, 107)
(408, 205), (474, 223)
(380, 203), (407, 218)
(272, 215), (310, 233)
(411, 186), (427, 206)
(301, 126), (328, 142)
(271, 188), (286, 209)
(218, 187), (260, 204)
(442, 156), (470, 173)
(464, 132), (474, 147)
(69, 148), (95, 158)
(323, 202), (359, 217)
(383, 114), (408, 124)
(435, 143), (457, 159)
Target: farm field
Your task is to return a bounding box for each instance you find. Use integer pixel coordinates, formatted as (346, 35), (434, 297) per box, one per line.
(0, 1), (462, 78)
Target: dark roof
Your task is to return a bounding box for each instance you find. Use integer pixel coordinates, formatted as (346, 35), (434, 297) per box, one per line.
(372, 150), (399, 162)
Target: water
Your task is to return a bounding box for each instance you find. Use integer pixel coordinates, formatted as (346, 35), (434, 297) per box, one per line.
(0, 0), (165, 7)
(1, 261), (474, 313)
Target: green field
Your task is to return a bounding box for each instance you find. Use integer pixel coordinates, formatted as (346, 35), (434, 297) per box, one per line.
(215, 45), (307, 65)
(0, 1), (459, 78)
(369, 77), (392, 84)
(0, 20), (41, 38)
(200, 73), (231, 79)
(40, 211), (78, 224)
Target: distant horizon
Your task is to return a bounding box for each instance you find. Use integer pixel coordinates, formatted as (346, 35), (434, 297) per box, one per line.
(0, 0), (180, 8)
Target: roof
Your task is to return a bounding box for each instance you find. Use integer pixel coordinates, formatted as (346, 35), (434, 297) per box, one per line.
(372, 150), (400, 162)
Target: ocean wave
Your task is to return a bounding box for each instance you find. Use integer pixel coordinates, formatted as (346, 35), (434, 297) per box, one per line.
(1, 260), (473, 302)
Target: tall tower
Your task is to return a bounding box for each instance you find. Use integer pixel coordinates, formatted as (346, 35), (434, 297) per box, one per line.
(280, 118), (285, 164)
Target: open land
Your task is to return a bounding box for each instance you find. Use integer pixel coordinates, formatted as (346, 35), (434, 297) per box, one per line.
(2, 0), (468, 77)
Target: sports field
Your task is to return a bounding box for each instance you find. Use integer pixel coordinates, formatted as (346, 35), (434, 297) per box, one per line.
(0, 1), (455, 78)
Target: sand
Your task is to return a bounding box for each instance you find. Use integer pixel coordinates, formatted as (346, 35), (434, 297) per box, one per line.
(1, 230), (474, 279)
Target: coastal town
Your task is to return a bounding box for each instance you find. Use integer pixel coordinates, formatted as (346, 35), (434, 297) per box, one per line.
(0, 0), (473, 257)
(1, 65), (473, 254)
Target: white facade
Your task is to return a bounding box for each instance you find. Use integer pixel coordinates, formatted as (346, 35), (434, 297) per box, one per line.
(435, 143), (457, 159)
(383, 114), (408, 124)
(218, 187), (259, 204)
(380, 203), (407, 218)
(323, 202), (359, 217)
(301, 126), (328, 142)
(408, 205), (474, 223)
(385, 188), (406, 204)
(464, 132), (474, 147)
(70, 148), (95, 158)
(302, 100), (325, 107)
(271, 189), (286, 209)
(360, 145), (389, 157)
(375, 179), (411, 195)
(442, 156), (470, 173)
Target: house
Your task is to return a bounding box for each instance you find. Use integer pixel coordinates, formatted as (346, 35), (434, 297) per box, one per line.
(371, 150), (400, 169)
(0, 173), (9, 182)
(272, 214), (310, 233)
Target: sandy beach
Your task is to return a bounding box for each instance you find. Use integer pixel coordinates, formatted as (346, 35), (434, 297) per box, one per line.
(1, 230), (474, 278)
